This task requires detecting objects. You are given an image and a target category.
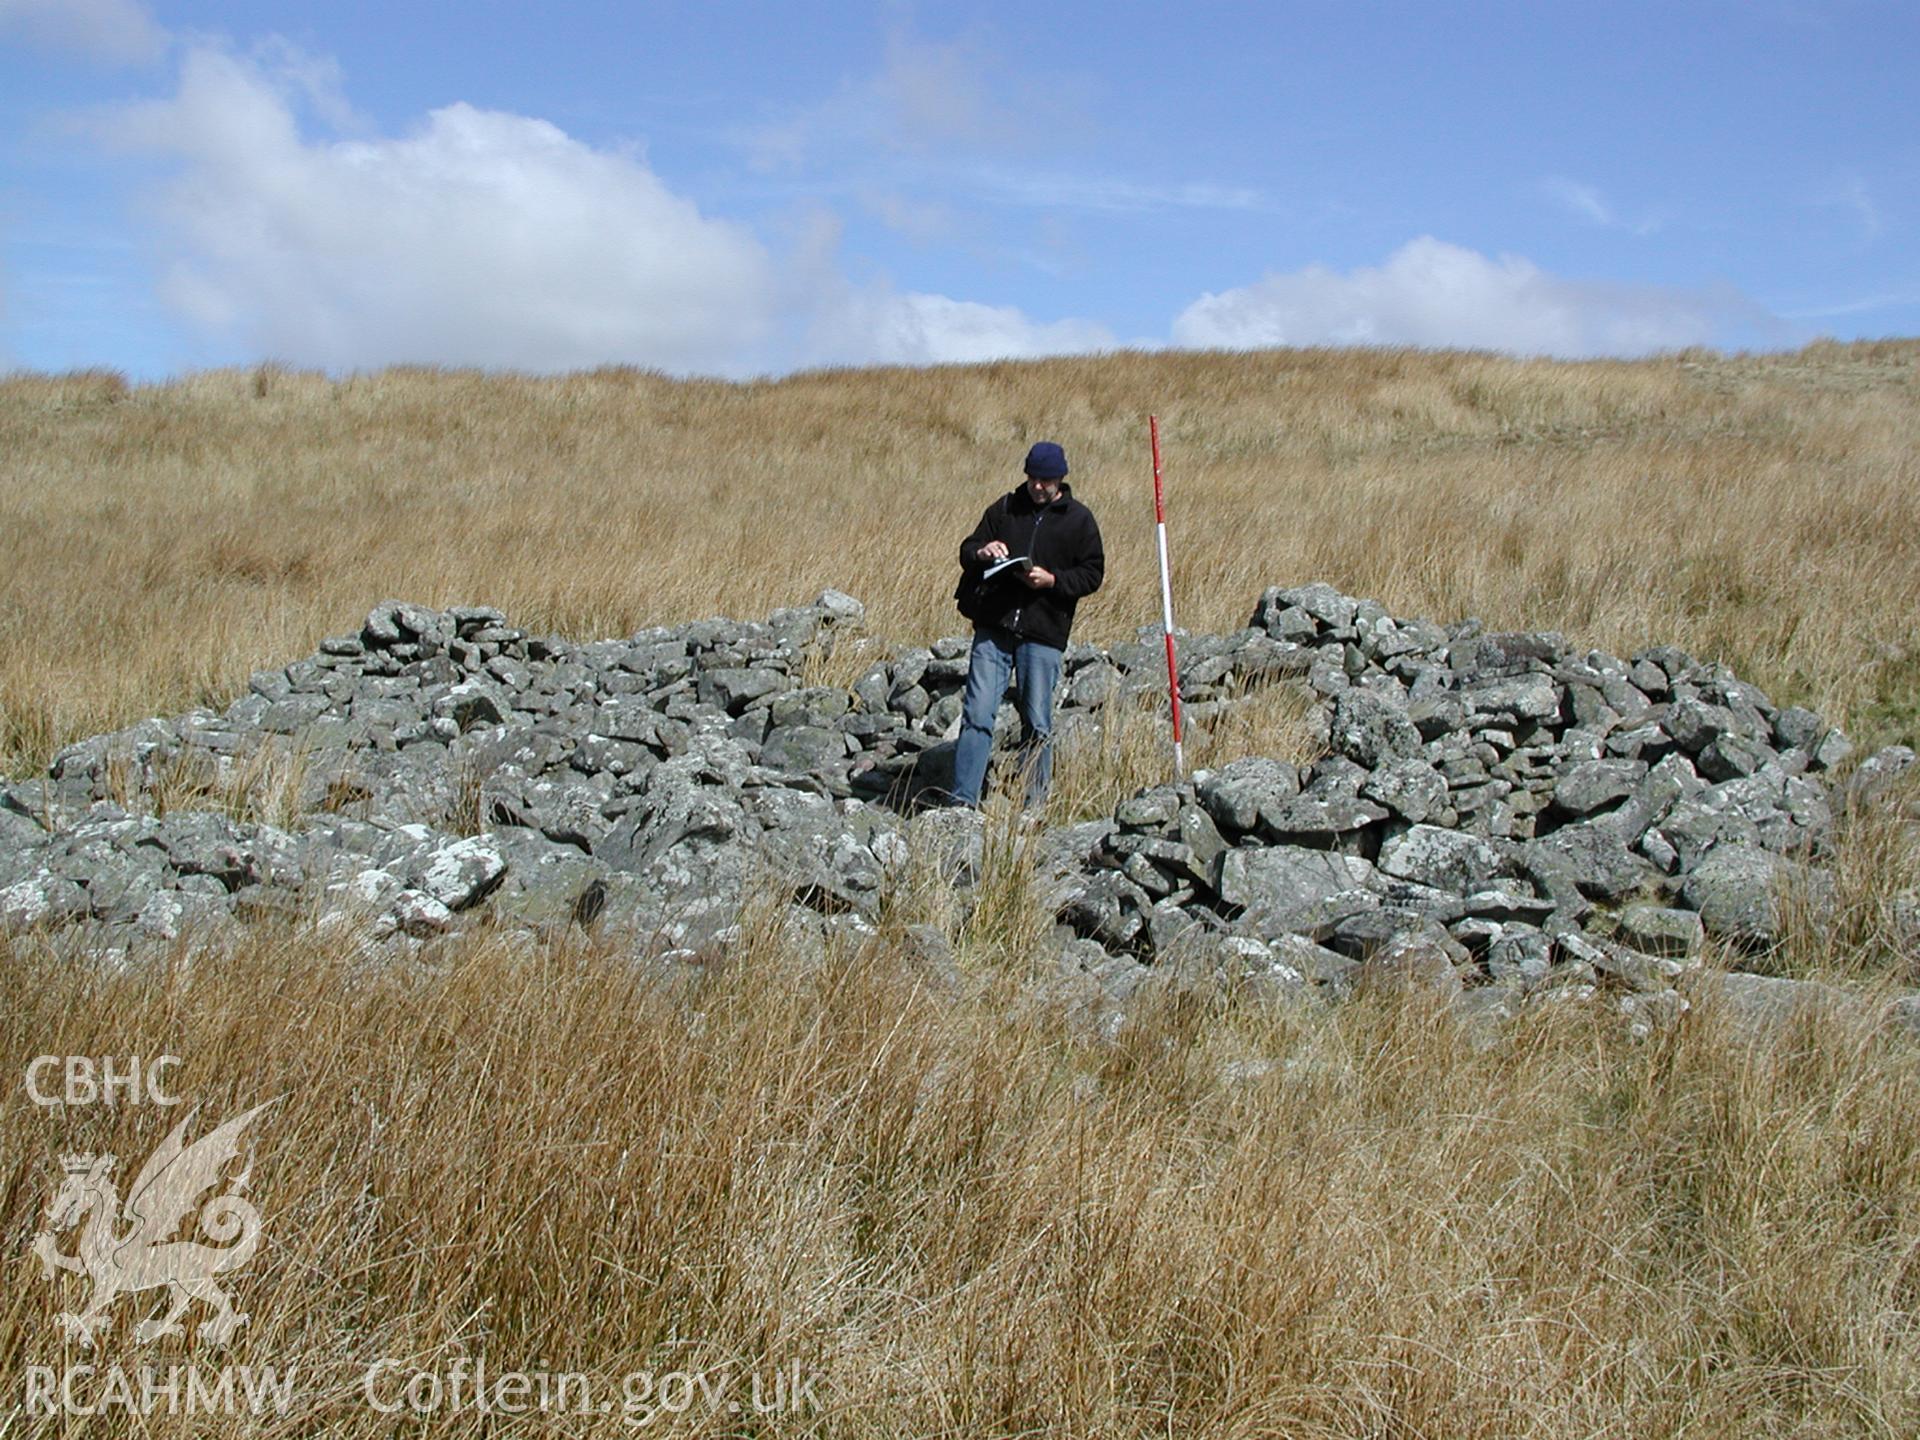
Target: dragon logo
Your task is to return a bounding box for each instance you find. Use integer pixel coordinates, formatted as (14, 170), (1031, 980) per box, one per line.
(31, 1100), (277, 1348)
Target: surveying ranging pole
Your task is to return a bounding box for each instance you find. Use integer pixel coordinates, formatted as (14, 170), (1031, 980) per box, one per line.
(1150, 415), (1185, 779)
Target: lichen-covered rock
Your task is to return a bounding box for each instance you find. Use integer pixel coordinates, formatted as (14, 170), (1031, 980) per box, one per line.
(1377, 825), (1503, 894)
(1681, 845), (1834, 948)
(1524, 820), (1654, 901)
(1196, 757), (1300, 835)
(1216, 846), (1378, 927)
(1615, 903), (1705, 957)
(1329, 689), (1423, 769)
(1552, 759), (1647, 818)
(409, 836), (508, 911)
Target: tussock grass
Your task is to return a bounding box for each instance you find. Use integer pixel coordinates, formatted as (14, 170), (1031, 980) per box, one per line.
(3, 342), (1918, 774)
(4, 901), (1917, 1436)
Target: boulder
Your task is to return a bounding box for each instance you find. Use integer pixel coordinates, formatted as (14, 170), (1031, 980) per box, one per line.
(1552, 759), (1647, 818)
(1329, 689), (1423, 769)
(1216, 845), (1379, 928)
(1615, 903), (1704, 957)
(1524, 820), (1654, 901)
(1196, 757), (1300, 835)
(1377, 824), (1503, 894)
(1257, 795), (1390, 847)
(1362, 758), (1449, 824)
(1681, 845), (1834, 949)
(408, 836), (508, 911)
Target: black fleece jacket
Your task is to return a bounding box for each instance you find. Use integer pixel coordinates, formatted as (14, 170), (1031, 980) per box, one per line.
(953, 481), (1105, 649)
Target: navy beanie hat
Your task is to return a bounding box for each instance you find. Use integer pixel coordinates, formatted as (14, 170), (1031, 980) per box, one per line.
(1023, 441), (1069, 479)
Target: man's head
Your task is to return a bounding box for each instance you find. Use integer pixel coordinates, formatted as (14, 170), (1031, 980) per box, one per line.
(1023, 441), (1068, 503)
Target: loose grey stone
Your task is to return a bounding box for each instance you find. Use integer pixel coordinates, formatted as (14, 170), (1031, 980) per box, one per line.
(1681, 845), (1834, 948)
(1618, 989), (1689, 1040)
(1257, 794), (1389, 845)
(408, 835), (508, 910)
(1115, 787), (1181, 829)
(1263, 582), (1359, 631)
(1524, 821), (1654, 901)
(1844, 745), (1915, 805)
(1357, 932), (1465, 999)
(1664, 698), (1740, 755)
(759, 724), (852, 777)
(1576, 933), (1684, 993)
(1456, 888), (1556, 925)
(386, 888), (455, 937)
(1697, 733), (1772, 782)
(1196, 757), (1301, 834)
(1060, 869), (1146, 949)
(1216, 844), (1378, 917)
(1329, 688), (1423, 769)
(1487, 927), (1553, 989)
(261, 694), (333, 734)
(2, 874), (89, 933)
(1362, 758), (1449, 824)
(1377, 824), (1503, 893)
(698, 666), (789, 714)
(1688, 969), (1852, 1030)
(1451, 631), (1565, 679)
(1616, 903), (1704, 957)
(1552, 759), (1647, 817)
(1772, 707), (1826, 752)
(1463, 674), (1562, 723)
(1812, 727), (1854, 770)
(1175, 804), (1229, 885)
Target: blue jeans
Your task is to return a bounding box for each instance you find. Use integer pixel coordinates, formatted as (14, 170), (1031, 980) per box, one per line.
(952, 628), (1063, 808)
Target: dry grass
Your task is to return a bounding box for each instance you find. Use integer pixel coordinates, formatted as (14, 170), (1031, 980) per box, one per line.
(1046, 680), (1325, 825)
(2, 341), (1917, 774)
(3, 893), (1917, 1437)
(6, 342), (1920, 1436)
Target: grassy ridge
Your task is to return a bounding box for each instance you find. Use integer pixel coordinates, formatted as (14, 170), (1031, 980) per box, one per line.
(2, 340), (1917, 774)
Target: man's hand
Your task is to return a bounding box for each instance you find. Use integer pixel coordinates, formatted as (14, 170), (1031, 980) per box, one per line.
(1021, 566), (1056, 589)
(979, 540), (1009, 561)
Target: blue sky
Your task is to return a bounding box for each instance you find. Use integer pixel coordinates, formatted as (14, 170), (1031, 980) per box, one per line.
(1, 0), (1914, 379)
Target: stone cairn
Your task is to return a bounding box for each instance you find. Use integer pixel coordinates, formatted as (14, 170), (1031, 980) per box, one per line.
(1, 584), (1913, 1039)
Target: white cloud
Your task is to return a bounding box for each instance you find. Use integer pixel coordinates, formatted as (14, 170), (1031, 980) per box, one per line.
(96, 45), (783, 373)
(84, 42), (1787, 377)
(0, 0), (165, 66)
(83, 41), (1109, 376)
(810, 286), (1114, 367)
(1171, 237), (1781, 358)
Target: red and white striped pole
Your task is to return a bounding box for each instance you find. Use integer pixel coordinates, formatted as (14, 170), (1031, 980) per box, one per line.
(1150, 415), (1185, 779)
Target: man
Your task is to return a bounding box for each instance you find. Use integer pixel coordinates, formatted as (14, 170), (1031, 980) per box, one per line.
(950, 440), (1106, 809)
